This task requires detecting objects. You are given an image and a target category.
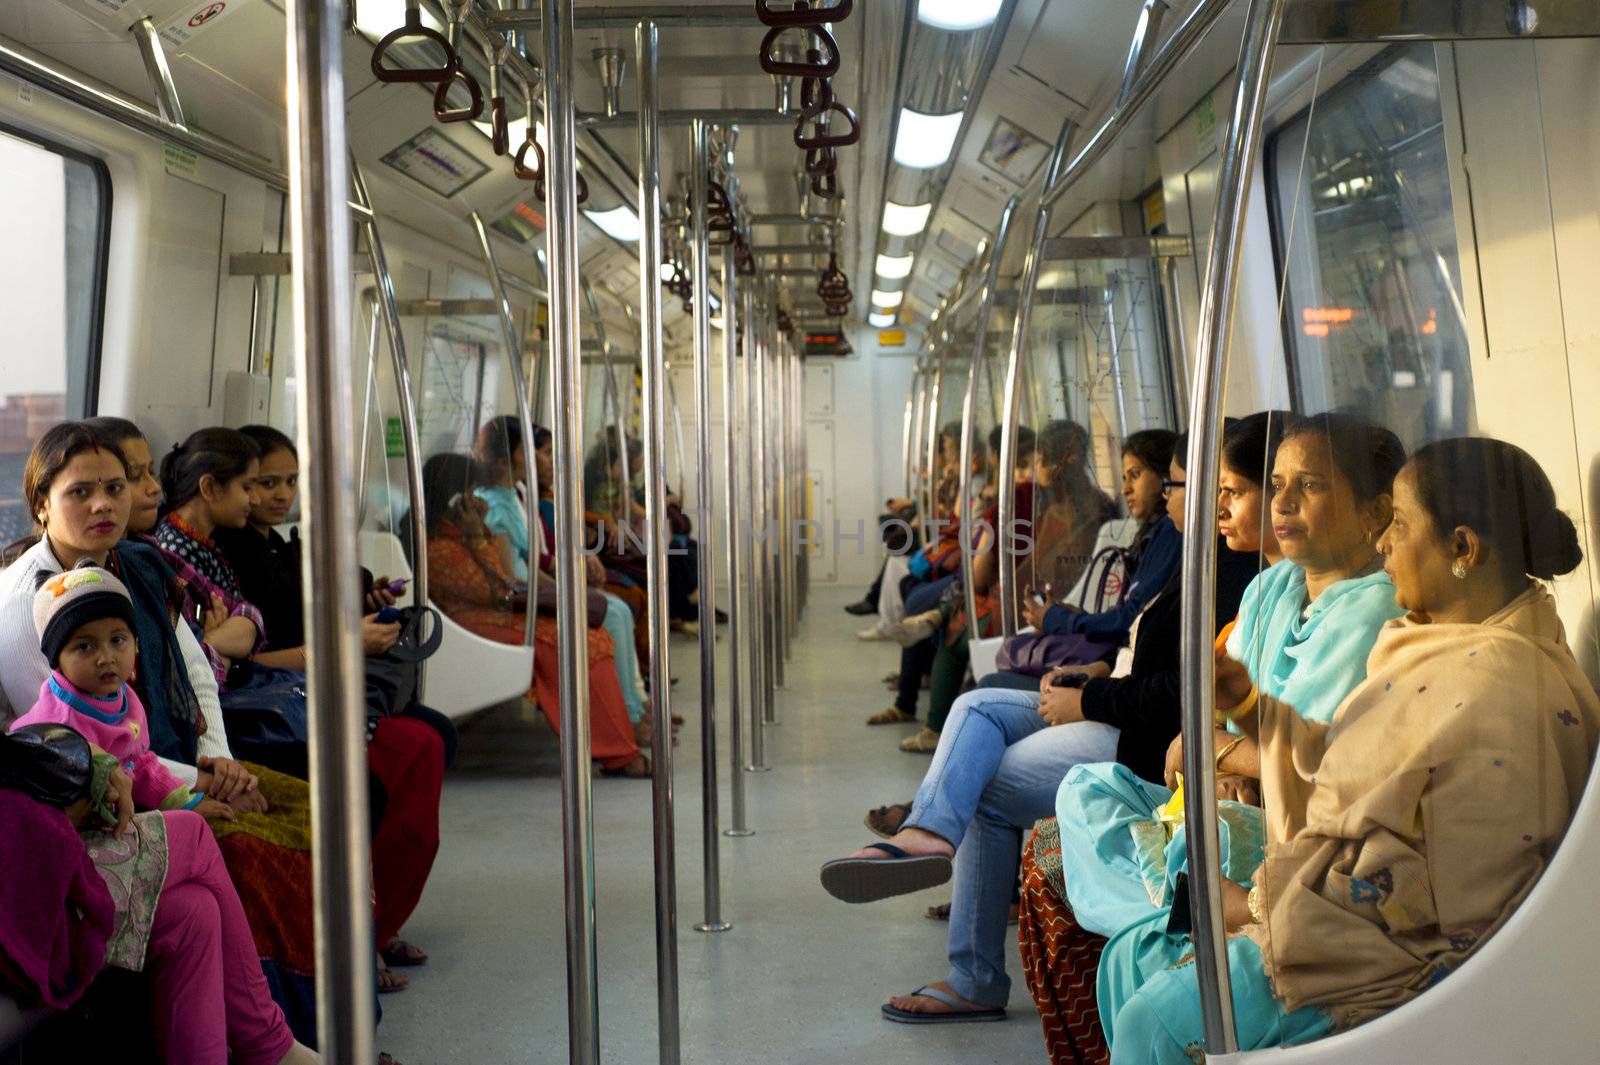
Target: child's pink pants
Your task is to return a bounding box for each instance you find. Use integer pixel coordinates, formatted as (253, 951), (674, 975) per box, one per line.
(147, 810), (295, 1065)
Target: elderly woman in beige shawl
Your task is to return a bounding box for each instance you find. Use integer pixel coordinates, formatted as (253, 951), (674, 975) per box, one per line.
(1103, 437), (1600, 1064)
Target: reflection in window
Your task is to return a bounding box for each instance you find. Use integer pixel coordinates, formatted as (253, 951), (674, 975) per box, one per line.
(1268, 45), (1472, 446)
(0, 128), (109, 545)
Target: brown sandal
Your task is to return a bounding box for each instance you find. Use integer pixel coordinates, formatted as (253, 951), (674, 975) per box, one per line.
(864, 802), (912, 838)
(867, 706), (916, 726)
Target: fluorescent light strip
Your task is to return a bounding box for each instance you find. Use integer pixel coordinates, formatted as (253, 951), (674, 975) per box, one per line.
(871, 289), (905, 309)
(869, 311), (896, 328)
(583, 206), (643, 243)
(916, 0), (1002, 31)
(893, 108), (964, 169)
(881, 200), (933, 237)
(876, 252), (914, 280)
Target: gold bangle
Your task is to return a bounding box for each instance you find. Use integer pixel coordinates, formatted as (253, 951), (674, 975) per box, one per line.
(1215, 735), (1245, 768)
(1247, 883), (1266, 925)
(1216, 685), (1259, 726)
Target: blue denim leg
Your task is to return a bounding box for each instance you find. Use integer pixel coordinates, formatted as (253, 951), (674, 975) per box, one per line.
(904, 572), (958, 616)
(942, 720), (1120, 1008)
(975, 670), (1042, 691)
(903, 687), (1051, 848)
(602, 593), (646, 723)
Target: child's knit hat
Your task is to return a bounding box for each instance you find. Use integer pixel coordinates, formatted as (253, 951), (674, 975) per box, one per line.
(33, 560), (136, 667)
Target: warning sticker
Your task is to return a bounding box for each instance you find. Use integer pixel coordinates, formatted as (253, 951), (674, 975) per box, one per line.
(160, 0), (255, 50)
(163, 143), (199, 178)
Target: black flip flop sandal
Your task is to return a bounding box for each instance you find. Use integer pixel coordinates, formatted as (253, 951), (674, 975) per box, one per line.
(820, 842), (952, 903)
(881, 985), (1006, 1024)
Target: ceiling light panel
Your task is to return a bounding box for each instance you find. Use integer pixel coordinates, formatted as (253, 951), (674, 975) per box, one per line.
(894, 108), (965, 169)
(876, 253), (915, 280)
(872, 289), (905, 309)
(882, 200), (933, 237)
(869, 311), (896, 328)
(917, 0), (1003, 32)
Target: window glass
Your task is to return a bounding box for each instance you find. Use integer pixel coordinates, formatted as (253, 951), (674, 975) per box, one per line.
(0, 128), (108, 545)
(1268, 44), (1473, 445)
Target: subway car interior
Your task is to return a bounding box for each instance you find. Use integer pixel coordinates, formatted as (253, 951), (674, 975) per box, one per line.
(1, 1), (1599, 1063)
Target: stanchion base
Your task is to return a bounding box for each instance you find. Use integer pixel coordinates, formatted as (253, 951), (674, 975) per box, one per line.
(744, 764), (772, 773)
(694, 921), (733, 934)
(723, 828), (755, 837)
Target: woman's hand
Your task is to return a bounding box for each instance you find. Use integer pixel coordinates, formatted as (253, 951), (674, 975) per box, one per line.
(200, 593), (229, 637)
(585, 554), (607, 585)
(1214, 648), (1254, 712)
(1163, 732), (1185, 788)
(108, 766), (134, 837)
(1038, 684), (1086, 726)
(196, 756), (257, 803)
(1215, 774), (1260, 806)
(1037, 661), (1109, 696)
(228, 788), (270, 815)
(362, 613), (402, 656)
(366, 575), (398, 612)
(195, 797), (239, 824)
(1022, 599), (1048, 631)
(1220, 877), (1254, 933)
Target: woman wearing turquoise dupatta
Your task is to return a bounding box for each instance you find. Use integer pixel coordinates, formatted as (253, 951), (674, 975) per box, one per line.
(1055, 414), (1407, 1039)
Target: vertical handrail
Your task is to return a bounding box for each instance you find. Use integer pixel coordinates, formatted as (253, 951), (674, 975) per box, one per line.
(350, 161), (429, 640)
(130, 17), (186, 125)
(356, 293), (381, 529)
(1119, 0), (1171, 107)
(997, 118), (1076, 638)
(541, 1), (601, 1061)
(283, 2), (374, 1062)
(902, 362), (922, 501)
(772, 324), (789, 686)
(958, 196), (1022, 638)
(582, 280), (631, 534)
(634, 19), (682, 1064)
(720, 240), (752, 836)
(1178, 0), (1287, 1054)
(924, 337), (946, 534)
(756, 295), (777, 724)
(1162, 254), (1192, 424)
(744, 283), (769, 773)
(688, 117), (730, 934)
(470, 210), (542, 645)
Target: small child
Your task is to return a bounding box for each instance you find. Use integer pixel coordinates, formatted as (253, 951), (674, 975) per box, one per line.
(12, 562), (244, 821)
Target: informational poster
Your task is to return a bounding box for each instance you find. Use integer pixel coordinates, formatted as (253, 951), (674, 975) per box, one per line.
(380, 128), (489, 199)
(978, 116), (1050, 187)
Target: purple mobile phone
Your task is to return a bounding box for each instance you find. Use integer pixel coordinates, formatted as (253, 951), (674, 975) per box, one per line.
(375, 606), (403, 624)
(385, 577), (410, 596)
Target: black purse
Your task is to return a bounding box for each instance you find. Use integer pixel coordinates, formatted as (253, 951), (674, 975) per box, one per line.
(0, 723), (93, 807)
(365, 604), (445, 718)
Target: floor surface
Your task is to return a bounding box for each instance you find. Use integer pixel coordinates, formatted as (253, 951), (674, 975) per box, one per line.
(379, 585), (1046, 1064)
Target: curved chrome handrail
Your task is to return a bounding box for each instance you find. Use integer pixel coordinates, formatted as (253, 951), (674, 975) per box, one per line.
(958, 196), (1022, 638)
(1177, 0), (1289, 1053)
(997, 117), (1076, 638)
(470, 210), (540, 647)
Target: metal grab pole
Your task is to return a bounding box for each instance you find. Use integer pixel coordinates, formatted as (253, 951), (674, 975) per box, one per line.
(541, 1), (601, 1061)
(756, 297), (777, 724)
(1178, 0), (1287, 1054)
(471, 210), (542, 644)
(997, 119), (1076, 638)
(284, 3), (373, 1063)
(356, 295), (381, 529)
(744, 285), (769, 773)
(635, 19), (682, 1063)
(350, 161), (428, 629)
(772, 327), (789, 686)
(584, 280), (632, 537)
(720, 242), (753, 835)
(957, 197), (1021, 637)
(689, 117), (730, 934)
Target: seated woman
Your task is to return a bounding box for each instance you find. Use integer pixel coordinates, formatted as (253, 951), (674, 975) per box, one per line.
(474, 417), (656, 745)
(1016, 409), (1287, 1065)
(1058, 413), (1406, 944)
(0, 723), (319, 1065)
(0, 422), (325, 1043)
(1104, 437), (1599, 1062)
(819, 434), (1256, 1023)
(419, 452), (649, 777)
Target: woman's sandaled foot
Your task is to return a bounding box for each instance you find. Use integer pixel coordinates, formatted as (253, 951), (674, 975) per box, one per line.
(864, 802), (912, 838)
(866, 706), (916, 726)
(923, 902), (1020, 925)
(600, 753), (652, 779)
(820, 829), (954, 903)
(899, 726), (940, 753)
(882, 982), (1006, 1024)
(381, 937), (428, 967)
(376, 955), (408, 993)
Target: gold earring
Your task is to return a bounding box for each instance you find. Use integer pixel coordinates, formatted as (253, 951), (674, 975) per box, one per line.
(1452, 559), (1468, 580)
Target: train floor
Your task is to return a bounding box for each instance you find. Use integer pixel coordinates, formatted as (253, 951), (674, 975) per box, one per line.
(379, 584), (1046, 1064)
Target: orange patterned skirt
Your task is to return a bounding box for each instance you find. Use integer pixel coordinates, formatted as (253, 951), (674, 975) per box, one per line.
(1018, 818), (1111, 1065)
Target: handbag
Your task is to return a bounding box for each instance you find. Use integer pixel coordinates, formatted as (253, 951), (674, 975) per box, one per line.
(218, 663), (310, 748)
(534, 579), (610, 628)
(0, 723), (93, 807)
(994, 632), (1116, 677)
(365, 605), (445, 718)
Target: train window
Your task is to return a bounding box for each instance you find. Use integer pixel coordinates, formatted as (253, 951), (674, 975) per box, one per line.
(1267, 45), (1473, 445)
(0, 126), (110, 545)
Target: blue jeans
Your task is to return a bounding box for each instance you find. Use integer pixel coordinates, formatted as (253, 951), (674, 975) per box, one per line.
(903, 687), (1119, 1007)
(904, 572), (958, 617)
(601, 592), (646, 722)
(976, 670), (1041, 692)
